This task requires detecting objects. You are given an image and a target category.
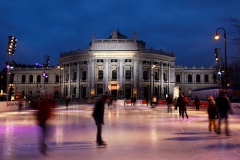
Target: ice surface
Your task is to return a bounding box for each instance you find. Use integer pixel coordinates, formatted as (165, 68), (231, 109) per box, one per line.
(0, 104), (240, 160)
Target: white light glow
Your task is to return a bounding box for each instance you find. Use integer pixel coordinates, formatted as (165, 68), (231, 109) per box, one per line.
(93, 53), (135, 57)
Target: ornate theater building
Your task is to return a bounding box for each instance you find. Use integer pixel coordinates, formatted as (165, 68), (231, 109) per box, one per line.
(12, 31), (219, 100)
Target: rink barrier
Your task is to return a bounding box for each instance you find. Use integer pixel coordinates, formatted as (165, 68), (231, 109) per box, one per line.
(0, 101), (26, 112)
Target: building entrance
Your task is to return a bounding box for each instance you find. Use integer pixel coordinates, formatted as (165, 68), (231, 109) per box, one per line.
(124, 84), (131, 99)
(111, 84), (117, 97)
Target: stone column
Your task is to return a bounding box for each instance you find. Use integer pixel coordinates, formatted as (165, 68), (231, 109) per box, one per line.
(68, 63), (71, 97)
(133, 59), (138, 96)
(62, 64), (65, 97)
(105, 59), (109, 93)
(168, 63), (170, 95)
(160, 62), (163, 97)
(119, 59), (123, 90)
(76, 62), (80, 98)
(91, 59), (95, 96)
(139, 60), (143, 98)
(87, 60), (91, 97)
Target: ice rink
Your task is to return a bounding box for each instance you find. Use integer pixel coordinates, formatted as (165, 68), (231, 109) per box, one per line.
(1, 103), (240, 160)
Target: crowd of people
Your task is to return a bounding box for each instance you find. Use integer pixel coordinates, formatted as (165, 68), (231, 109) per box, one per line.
(165, 90), (233, 135)
(17, 89), (234, 154)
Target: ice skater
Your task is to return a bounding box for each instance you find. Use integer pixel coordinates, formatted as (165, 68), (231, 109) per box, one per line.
(36, 96), (54, 154)
(215, 91), (233, 136)
(176, 93), (188, 119)
(194, 96), (200, 111)
(65, 96), (70, 109)
(166, 95), (173, 113)
(207, 96), (218, 133)
(92, 95), (110, 146)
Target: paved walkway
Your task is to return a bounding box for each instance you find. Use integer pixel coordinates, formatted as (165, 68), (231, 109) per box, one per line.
(0, 104), (240, 160)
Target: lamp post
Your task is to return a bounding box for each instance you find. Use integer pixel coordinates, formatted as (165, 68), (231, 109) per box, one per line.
(58, 65), (63, 99)
(215, 27), (227, 91)
(6, 36), (17, 101)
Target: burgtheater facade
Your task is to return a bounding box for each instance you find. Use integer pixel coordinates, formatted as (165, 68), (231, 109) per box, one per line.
(12, 31), (219, 99)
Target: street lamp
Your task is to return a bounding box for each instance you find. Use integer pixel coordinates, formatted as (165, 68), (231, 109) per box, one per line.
(215, 27), (227, 91)
(57, 65), (63, 99)
(6, 36), (17, 101)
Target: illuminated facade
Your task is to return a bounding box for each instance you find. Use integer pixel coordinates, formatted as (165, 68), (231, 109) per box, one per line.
(12, 31), (219, 99)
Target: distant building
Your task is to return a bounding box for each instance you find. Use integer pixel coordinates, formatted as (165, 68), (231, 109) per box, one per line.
(12, 31), (219, 99)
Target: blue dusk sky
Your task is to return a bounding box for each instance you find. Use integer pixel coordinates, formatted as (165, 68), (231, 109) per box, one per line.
(1, 0), (240, 69)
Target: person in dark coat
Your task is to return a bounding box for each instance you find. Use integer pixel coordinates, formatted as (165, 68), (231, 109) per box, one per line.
(146, 97), (149, 106)
(207, 96), (218, 133)
(92, 95), (110, 146)
(215, 91), (233, 135)
(176, 93), (188, 119)
(65, 96), (70, 108)
(166, 95), (173, 113)
(194, 96), (200, 111)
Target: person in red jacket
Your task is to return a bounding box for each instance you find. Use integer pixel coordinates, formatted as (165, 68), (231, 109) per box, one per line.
(36, 96), (54, 154)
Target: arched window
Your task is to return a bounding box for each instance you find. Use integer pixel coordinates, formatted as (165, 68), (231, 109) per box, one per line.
(82, 71), (87, 80)
(196, 74), (200, 83)
(143, 71), (148, 80)
(37, 75), (41, 83)
(188, 74), (192, 83)
(112, 70), (117, 79)
(126, 70), (131, 80)
(205, 74), (209, 82)
(98, 70), (103, 80)
(56, 75), (59, 82)
(29, 75), (33, 83)
(176, 74), (181, 82)
(22, 75), (26, 83)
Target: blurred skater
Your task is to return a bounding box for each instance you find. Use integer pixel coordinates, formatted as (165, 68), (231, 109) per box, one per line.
(65, 96), (70, 109)
(18, 98), (23, 112)
(36, 96), (54, 154)
(215, 91), (233, 136)
(146, 97), (149, 106)
(166, 95), (173, 113)
(194, 96), (200, 111)
(92, 95), (110, 146)
(176, 93), (188, 119)
(207, 96), (218, 133)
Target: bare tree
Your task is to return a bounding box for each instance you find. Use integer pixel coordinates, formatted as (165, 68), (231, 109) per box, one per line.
(228, 18), (240, 88)
(228, 17), (240, 51)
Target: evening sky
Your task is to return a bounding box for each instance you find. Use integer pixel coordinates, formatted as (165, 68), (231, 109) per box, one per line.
(1, 0), (240, 69)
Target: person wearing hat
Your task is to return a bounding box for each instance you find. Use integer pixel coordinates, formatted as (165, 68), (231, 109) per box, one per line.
(215, 91), (233, 136)
(207, 96), (218, 133)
